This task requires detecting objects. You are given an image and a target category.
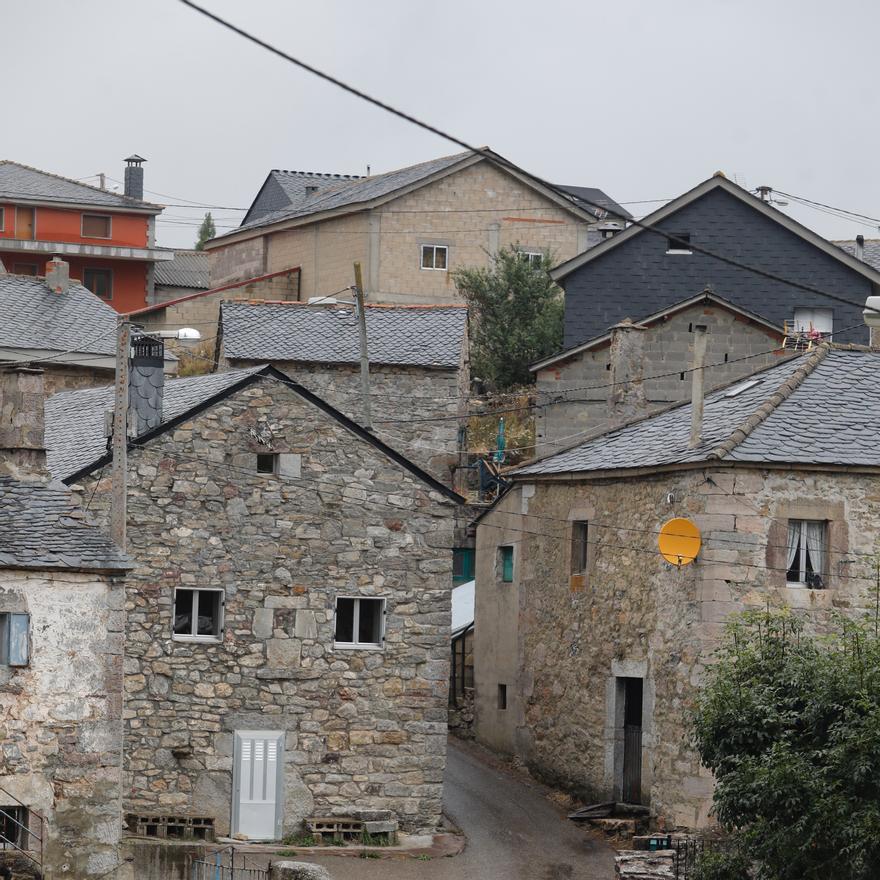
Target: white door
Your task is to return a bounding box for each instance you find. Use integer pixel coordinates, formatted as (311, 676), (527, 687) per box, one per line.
(233, 730), (283, 840)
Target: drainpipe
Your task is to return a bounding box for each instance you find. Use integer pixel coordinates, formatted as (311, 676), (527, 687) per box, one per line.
(689, 325), (708, 448)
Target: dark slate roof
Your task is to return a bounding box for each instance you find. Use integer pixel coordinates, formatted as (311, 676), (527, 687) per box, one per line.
(45, 367), (266, 481)
(221, 301), (468, 369)
(0, 273), (118, 356)
(244, 170), (365, 225)
(233, 151), (476, 234)
(554, 184), (632, 220)
(516, 347), (880, 476)
(0, 477), (131, 572)
(0, 161), (161, 211)
(154, 249), (210, 289)
(835, 239), (880, 272)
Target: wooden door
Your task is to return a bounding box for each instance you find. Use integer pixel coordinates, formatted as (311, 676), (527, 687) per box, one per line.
(15, 207), (35, 240)
(622, 678), (643, 804)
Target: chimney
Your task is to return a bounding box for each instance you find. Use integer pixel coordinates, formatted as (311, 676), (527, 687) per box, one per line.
(607, 318), (648, 423)
(0, 365), (47, 479)
(129, 333), (165, 435)
(124, 154), (146, 200)
(44, 257), (70, 294)
(689, 325), (709, 447)
(856, 234), (865, 261)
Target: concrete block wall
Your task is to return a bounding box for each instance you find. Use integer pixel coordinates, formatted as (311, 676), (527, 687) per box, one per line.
(534, 303), (783, 456)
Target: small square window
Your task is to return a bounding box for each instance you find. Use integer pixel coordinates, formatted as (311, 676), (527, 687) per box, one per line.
(12, 263), (38, 276)
(256, 453), (277, 474)
(571, 521), (588, 575)
(83, 267), (113, 299)
(420, 244), (448, 271)
(786, 520), (826, 588)
(666, 232), (691, 253)
(499, 546), (514, 583)
(518, 250), (544, 268)
(82, 213), (112, 238)
(334, 597), (385, 649)
(498, 683), (508, 710)
(453, 547), (475, 585)
(173, 589), (224, 641)
(0, 613), (29, 666)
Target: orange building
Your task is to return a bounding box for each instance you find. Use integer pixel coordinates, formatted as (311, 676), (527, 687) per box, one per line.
(0, 156), (172, 313)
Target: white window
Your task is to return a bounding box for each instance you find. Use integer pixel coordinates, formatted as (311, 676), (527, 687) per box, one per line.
(173, 588), (224, 641)
(786, 520), (826, 588)
(666, 232), (692, 254)
(255, 452), (301, 478)
(793, 308), (833, 339)
(518, 250), (544, 268)
(420, 244), (448, 271)
(0, 613), (29, 666)
(334, 597), (385, 649)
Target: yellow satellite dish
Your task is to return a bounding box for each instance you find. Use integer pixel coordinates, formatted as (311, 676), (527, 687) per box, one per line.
(658, 518), (701, 566)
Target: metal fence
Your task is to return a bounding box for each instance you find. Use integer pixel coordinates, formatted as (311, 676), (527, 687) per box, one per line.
(672, 837), (729, 880)
(190, 853), (269, 880)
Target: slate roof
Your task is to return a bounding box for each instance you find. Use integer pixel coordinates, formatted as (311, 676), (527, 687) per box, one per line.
(554, 184), (632, 220)
(0, 477), (131, 572)
(45, 367), (265, 481)
(243, 170), (365, 225)
(835, 239), (880, 273)
(516, 346), (880, 477)
(154, 249), (210, 289)
(0, 161), (162, 211)
(221, 301), (468, 369)
(0, 273), (118, 357)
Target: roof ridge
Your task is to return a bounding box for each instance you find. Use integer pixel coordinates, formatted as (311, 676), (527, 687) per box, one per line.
(225, 298), (467, 310)
(0, 159), (162, 210)
(707, 343), (830, 460)
(273, 169), (364, 180)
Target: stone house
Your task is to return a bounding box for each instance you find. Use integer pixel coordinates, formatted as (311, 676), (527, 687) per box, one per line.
(0, 365), (132, 878)
(535, 173), (880, 451)
(205, 148), (628, 305)
(44, 363), (462, 840)
(0, 263), (176, 395)
(474, 344), (880, 829)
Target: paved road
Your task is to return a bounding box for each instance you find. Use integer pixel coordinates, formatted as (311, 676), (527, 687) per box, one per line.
(297, 737), (616, 879)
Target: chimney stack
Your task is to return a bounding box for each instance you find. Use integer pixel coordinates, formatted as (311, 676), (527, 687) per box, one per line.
(0, 365), (47, 479)
(129, 333), (165, 435)
(608, 318), (648, 423)
(689, 325), (709, 448)
(124, 154), (146, 200)
(44, 257), (70, 294)
(856, 234), (865, 262)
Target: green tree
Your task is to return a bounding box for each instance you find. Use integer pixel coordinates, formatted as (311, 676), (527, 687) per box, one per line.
(195, 212), (216, 250)
(692, 608), (880, 880)
(452, 246), (563, 389)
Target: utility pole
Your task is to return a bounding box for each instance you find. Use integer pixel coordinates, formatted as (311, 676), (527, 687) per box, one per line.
(98, 172), (106, 191)
(352, 261), (371, 429)
(110, 319), (130, 550)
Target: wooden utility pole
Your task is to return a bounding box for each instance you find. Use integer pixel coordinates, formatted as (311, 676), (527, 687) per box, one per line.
(352, 261), (371, 429)
(110, 320), (130, 550)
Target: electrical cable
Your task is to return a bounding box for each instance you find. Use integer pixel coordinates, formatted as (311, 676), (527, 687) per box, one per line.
(177, 0), (880, 318)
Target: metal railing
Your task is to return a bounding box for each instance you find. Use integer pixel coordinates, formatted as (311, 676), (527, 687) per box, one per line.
(0, 785), (45, 874)
(191, 848), (269, 880)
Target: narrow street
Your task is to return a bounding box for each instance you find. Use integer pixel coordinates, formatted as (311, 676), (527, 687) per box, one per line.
(297, 737), (616, 880)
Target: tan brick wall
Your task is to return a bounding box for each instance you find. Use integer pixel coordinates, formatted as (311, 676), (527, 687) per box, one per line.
(208, 237), (266, 287)
(266, 214), (370, 301)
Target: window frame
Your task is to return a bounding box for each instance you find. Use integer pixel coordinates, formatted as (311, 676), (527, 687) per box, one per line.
(81, 213), (113, 240)
(665, 232), (692, 254)
(0, 612), (30, 667)
(83, 266), (113, 300)
(571, 521), (589, 576)
(0, 206), (4, 232)
(333, 596), (386, 651)
(171, 587), (225, 643)
(453, 547), (475, 585)
(786, 519), (827, 588)
(498, 683), (508, 710)
(12, 263), (38, 276)
(256, 453), (278, 475)
(518, 249), (544, 268)
(420, 244), (448, 271)
(498, 545), (514, 583)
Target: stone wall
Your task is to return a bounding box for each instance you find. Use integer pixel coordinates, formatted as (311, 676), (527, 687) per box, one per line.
(0, 568), (126, 878)
(78, 378), (456, 836)
(534, 302), (783, 456)
(40, 364), (116, 396)
(474, 466), (880, 829)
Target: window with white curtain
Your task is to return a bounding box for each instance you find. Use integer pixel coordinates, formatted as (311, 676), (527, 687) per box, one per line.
(786, 519), (826, 588)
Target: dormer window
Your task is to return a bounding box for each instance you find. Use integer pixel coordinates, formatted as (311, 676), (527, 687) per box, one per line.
(666, 232), (691, 254)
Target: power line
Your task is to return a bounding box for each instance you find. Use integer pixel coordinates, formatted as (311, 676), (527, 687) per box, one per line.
(177, 0), (880, 317)
(771, 190), (880, 229)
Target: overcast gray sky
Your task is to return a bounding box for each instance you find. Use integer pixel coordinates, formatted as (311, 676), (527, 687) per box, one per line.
(3, 0), (878, 249)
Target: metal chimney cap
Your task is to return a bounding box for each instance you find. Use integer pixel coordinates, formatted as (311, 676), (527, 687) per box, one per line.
(124, 154), (146, 165)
